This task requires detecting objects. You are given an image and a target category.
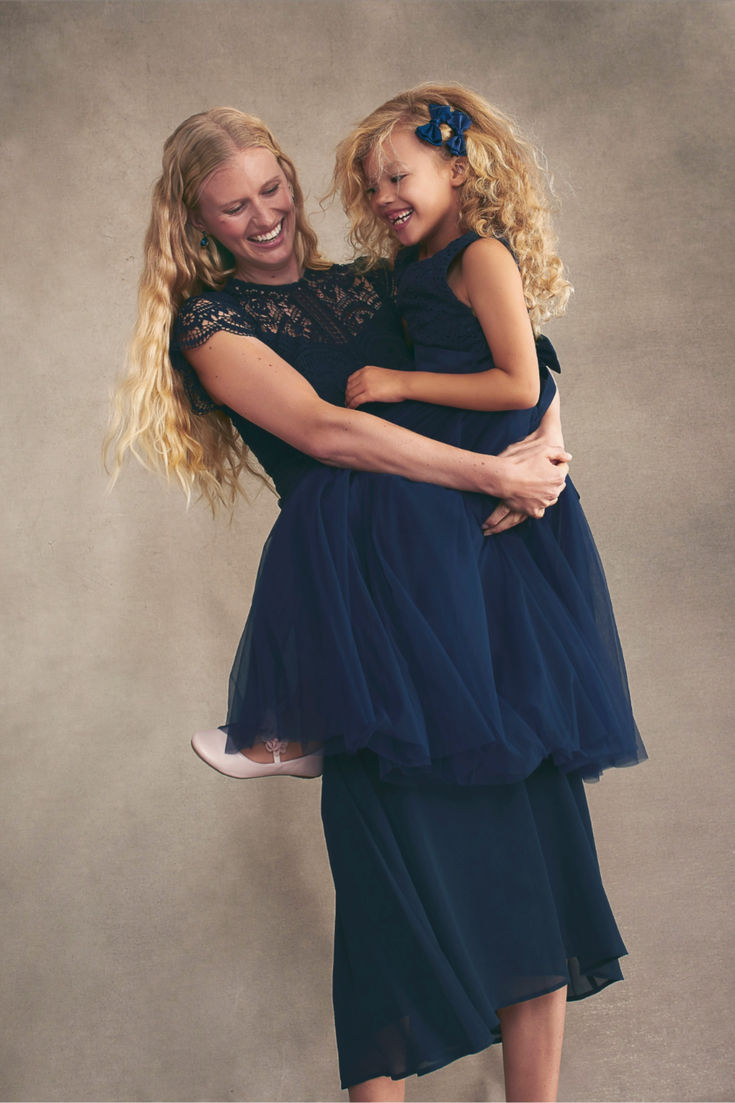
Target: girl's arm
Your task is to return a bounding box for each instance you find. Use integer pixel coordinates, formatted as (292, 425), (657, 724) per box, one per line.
(183, 329), (570, 516)
(345, 237), (540, 412)
(525, 387), (564, 450)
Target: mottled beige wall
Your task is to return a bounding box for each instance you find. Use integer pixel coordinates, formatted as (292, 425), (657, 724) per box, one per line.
(2, 2), (733, 1100)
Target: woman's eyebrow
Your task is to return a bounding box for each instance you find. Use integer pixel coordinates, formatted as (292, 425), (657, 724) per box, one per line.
(220, 177), (282, 207)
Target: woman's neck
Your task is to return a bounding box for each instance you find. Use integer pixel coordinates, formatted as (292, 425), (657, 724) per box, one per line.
(235, 257), (303, 285)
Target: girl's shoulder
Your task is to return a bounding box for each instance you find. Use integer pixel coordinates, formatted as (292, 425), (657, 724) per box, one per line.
(460, 234), (517, 271)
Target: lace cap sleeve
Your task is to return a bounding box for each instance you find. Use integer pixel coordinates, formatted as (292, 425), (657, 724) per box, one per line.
(171, 291), (258, 415)
(173, 291), (257, 350)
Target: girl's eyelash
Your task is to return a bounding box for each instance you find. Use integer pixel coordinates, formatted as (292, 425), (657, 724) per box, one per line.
(366, 174), (405, 195)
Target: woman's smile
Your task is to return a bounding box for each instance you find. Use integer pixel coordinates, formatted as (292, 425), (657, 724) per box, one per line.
(249, 217), (285, 244)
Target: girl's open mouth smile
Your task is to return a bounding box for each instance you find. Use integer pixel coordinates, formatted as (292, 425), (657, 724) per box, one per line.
(387, 208), (413, 227)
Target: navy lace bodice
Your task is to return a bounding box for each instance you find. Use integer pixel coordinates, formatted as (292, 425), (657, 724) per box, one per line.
(172, 263), (412, 498)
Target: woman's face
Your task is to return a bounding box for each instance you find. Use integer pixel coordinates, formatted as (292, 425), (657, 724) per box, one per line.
(194, 147), (300, 284)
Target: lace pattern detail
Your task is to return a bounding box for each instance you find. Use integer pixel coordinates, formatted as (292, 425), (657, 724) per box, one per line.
(174, 295), (257, 349)
(224, 266), (386, 344)
(173, 264), (389, 351)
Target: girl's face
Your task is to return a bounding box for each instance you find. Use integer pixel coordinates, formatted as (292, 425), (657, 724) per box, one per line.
(362, 127), (463, 258)
(193, 147), (299, 284)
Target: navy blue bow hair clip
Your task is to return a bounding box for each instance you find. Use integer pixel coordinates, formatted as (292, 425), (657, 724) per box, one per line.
(415, 103), (472, 156)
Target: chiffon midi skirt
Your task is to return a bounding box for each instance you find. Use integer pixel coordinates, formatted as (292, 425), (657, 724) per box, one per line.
(322, 750), (626, 1088)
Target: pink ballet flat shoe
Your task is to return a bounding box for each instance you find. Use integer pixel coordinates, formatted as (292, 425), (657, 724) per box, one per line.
(191, 729), (323, 779)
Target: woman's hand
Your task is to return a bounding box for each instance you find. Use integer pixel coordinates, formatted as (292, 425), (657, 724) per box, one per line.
(492, 438), (571, 517)
(345, 365), (408, 408)
(482, 502), (529, 536)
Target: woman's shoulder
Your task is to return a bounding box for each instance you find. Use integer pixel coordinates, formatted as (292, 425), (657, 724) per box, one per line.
(173, 284), (256, 351)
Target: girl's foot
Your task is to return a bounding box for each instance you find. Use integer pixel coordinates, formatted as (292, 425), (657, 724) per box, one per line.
(191, 730), (323, 779)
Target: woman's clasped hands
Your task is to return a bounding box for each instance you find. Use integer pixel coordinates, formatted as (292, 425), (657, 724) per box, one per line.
(486, 436), (571, 534)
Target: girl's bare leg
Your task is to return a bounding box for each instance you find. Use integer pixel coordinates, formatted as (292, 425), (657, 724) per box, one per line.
(348, 1076), (405, 1103)
(498, 986), (567, 1102)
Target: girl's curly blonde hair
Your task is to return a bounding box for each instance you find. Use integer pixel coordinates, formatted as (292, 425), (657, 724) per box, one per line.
(105, 107), (330, 509)
(332, 82), (571, 333)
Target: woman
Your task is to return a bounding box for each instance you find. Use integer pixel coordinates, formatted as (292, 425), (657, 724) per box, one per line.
(107, 107), (627, 1103)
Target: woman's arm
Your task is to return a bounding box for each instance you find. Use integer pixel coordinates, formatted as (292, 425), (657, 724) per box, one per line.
(345, 237), (539, 412)
(183, 330), (569, 515)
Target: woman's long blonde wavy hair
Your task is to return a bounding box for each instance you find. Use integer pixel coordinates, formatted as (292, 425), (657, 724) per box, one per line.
(332, 83), (571, 333)
(105, 107), (330, 509)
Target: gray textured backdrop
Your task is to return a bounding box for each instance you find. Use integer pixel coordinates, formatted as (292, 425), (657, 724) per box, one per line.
(2, 2), (733, 1101)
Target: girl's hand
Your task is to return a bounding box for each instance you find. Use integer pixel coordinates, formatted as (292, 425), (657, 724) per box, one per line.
(345, 365), (408, 409)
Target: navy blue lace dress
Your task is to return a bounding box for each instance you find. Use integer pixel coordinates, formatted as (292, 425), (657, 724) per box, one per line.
(172, 255), (639, 1087)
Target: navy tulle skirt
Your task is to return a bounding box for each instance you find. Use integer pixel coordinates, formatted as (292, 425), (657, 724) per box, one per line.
(322, 750), (625, 1087)
(220, 450), (644, 786)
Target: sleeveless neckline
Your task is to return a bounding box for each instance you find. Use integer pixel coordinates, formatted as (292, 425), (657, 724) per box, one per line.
(403, 230), (480, 268)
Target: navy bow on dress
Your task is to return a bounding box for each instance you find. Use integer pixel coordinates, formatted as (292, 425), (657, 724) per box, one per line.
(415, 103), (472, 156)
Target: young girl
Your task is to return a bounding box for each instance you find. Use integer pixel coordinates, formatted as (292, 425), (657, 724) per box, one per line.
(330, 82), (646, 770)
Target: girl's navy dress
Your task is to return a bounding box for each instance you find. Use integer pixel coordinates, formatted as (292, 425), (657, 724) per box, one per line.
(173, 235), (644, 1087)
